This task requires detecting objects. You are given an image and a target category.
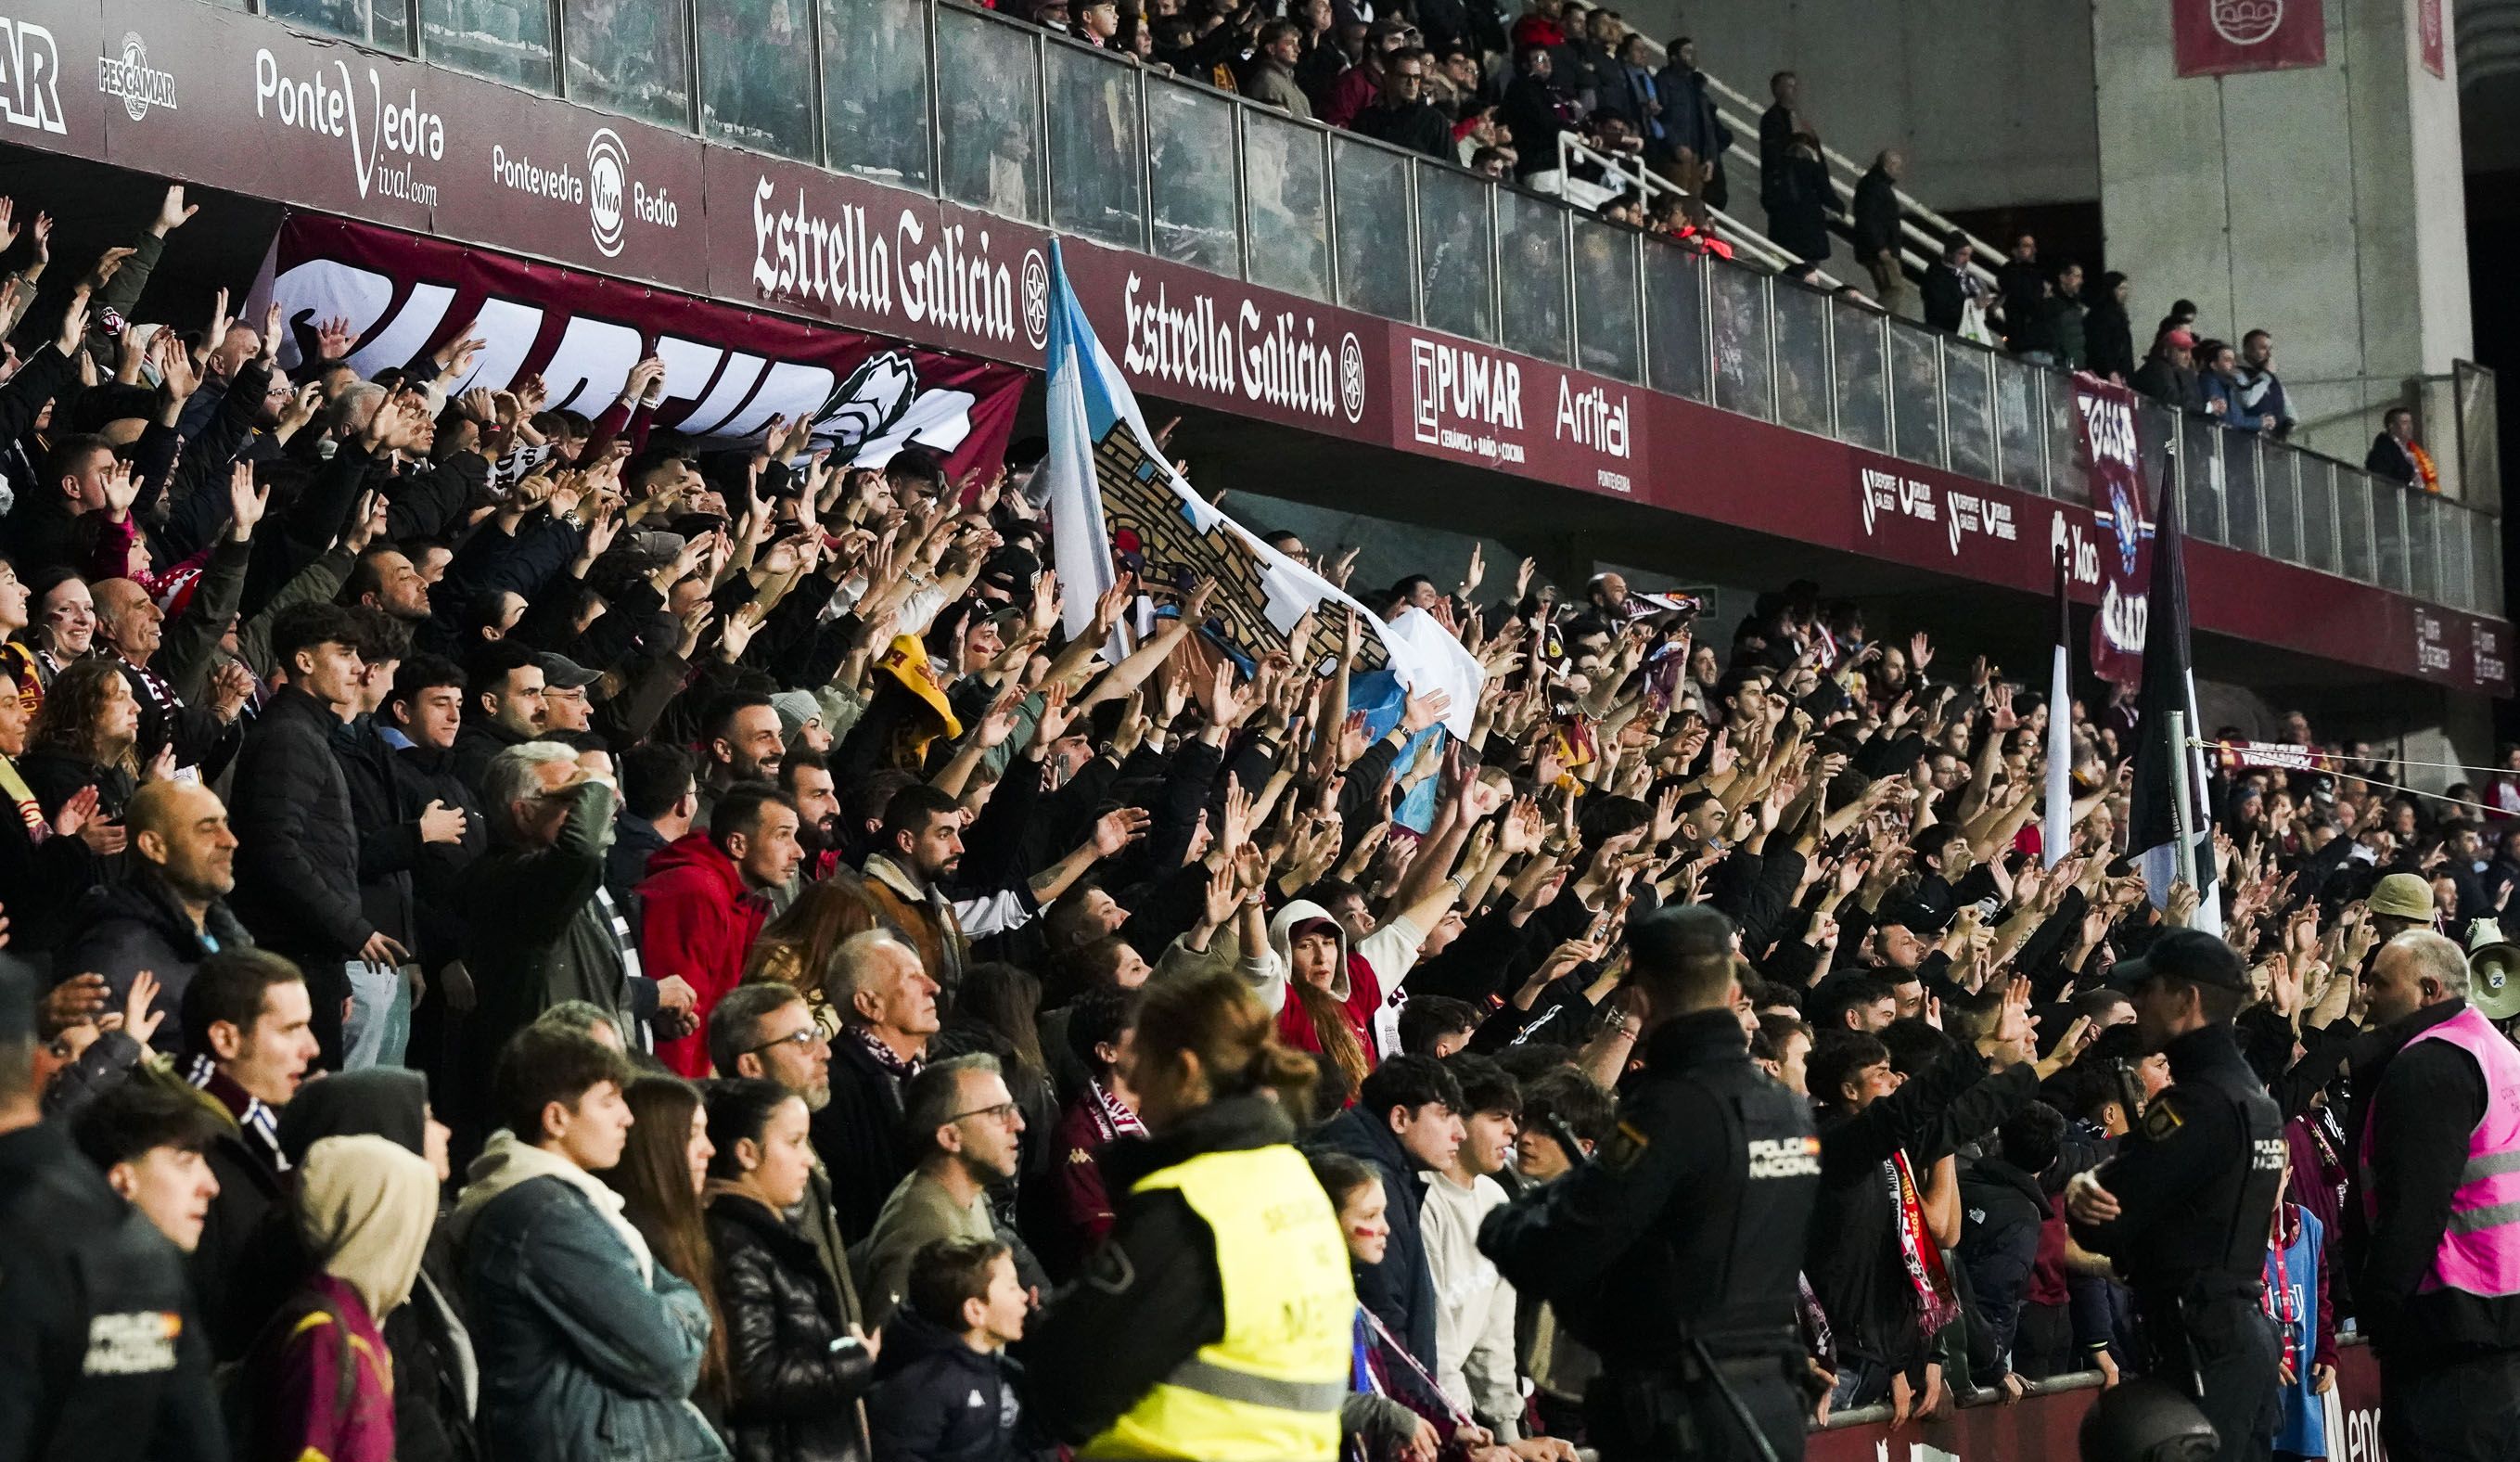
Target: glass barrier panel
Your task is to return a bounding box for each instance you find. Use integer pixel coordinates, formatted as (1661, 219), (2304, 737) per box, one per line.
(1145, 80), (1241, 271)
(1644, 242), (1709, 403)
(1709, 262), (1772, 422)
(1045, 44), (1145, 250)
(2182, 414), (2225, 544)
(936, 6), (1043, 219)
(1243, 109), (1330, 301)
(2373, 481), (2410, 593)
(1946, 341), (1994, 480)
(2438, 502), (2473, 610)
(2475, 508), (2504, 616)
(2044, 369), (2081, 504)
(699, 0), (817, 158)
(2261, 447), (2301, 565)
(2339, 469), (2376, 583)
(1832, 301), (1887, 451)
(2220, 429), (2262, 556)
(2299, 458), (2338, 575)
(271, 0), (412, 51)
(562, 0), (690, 127)
(1496, 188), (1568, 364)
(1416, 163), (1495, 343)
(1334, 138), (1414, 321)
(2406, 492), (2439, 603)
(421, 0), (556, 89)
(1992, 354), (2039, 494)
(821, 0), (933, 187)
(1887, 322), (1942, 468)
(1572, 220), (1642, 383)
(1772, 280), (1833, 436)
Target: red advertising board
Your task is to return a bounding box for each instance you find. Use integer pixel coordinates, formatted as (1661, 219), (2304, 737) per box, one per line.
(2172, 0), (2329, 77)
(2419, 0), (2446, 78)
(267, 215), (1027, 477)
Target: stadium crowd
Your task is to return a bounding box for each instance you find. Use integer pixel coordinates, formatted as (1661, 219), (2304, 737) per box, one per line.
(0, 179), (2511, 1462)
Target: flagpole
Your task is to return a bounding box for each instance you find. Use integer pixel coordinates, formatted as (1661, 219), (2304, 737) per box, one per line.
(2167, 708), (2197, 921)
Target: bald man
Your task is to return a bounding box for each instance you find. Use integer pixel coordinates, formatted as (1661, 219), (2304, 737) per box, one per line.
(58, 778), (252, 1020)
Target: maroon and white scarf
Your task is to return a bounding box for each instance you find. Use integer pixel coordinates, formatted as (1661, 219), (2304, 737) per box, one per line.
(1887, 1151), (1961, 1340)
(849, 1025), (924, 1084)
(1083, 1078), (1146, 1144)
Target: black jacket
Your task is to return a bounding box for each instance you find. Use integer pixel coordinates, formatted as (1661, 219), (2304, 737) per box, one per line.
(394, 738), (487, 976)
(190, 1092), (298, 1364)
(2365, 434), (2419, 485)
(708, 1191), (876, 1462)
(0, 1121), (225, 1462)
(1958, 1155), (2050, 1383)
(1810, 1043), (2037, 1370)
(2085, 298), (2136, 382)
(2346, 998), (2520, 1362)
(336, 713), (425, 950)
(1023, 1094), (1292, 1443)
(2131, 356), (2205, 414)
(58, 873), (257, 1021)
(1922, 263), (1967, 334)
(812, 1034), (916, 1246)
(450, 717), (531, 802)
(1350, 98), (1452, 160)
(866, 1309), (1045, 1462)
(1310, 1100), (1442, 1369)
(1480, 1009), (1819, 1370)
(1851, 164), (1900, 261)
(0, 762), (100, 960)
(228, 685), (373, 965)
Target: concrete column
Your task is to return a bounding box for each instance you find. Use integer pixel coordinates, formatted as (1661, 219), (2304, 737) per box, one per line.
(2091, 0), (2474, 475)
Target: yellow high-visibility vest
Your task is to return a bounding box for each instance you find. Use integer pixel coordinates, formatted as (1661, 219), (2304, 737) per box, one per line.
(1082, 1143), (1353, 1460)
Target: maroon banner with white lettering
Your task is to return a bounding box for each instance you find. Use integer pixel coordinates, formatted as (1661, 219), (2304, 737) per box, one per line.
(2172, 0), (2327, 77)
(2074, 374), (2151, 687)
(264, 214), (1027, 477)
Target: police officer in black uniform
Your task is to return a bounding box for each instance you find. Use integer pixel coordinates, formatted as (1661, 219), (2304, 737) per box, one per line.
(0, 961), (226, 1461)
(1479, 906), (1822, 1461)
(2066, 929), (2285, 1462)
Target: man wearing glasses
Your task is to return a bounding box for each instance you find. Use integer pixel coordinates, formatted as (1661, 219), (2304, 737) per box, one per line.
(1350, 47), (1452, 159)
(709, 982), (877, 1461)
(856, 1053), (1030, 1326)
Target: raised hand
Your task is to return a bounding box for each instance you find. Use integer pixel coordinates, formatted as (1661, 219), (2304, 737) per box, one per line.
(227, 463), (270, 540)
(1091, 806), (1153, 858)
(153, 185), (199, 237)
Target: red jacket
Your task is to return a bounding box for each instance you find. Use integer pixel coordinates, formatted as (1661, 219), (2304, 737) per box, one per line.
(636, 831), (769, 1076)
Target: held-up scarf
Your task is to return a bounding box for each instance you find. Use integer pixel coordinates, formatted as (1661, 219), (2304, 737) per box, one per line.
(2263, 1205), (2303, 1377)
(0, 752), (45, 838)
(1084, 1078), (1146, 1144)
(1887, 1151), (1962, 1341)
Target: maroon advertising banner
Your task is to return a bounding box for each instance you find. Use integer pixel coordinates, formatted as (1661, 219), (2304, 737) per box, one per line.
(2419, 0), (2446, 77)
(1808, 1341), (2386, 1462)
(266, 214), (1027, 476)
(2172, 0), (2328, 77)
(2074, 374), (2151, 687)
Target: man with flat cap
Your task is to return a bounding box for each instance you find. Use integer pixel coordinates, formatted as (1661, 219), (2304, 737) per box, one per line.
(1480, 905), (1823, 1460)
(2066, 929), (2284, 1462)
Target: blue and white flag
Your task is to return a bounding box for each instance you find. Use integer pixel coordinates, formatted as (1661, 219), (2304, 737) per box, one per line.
(1041, 241), (1481, 734)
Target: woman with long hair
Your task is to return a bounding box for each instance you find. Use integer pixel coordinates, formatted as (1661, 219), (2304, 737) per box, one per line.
(743, 872), (889, 1039)
(1025, 971), (1353, 1460)
(605, 1076), (732, 1423)
(703, 1077), (877, 1462)
(1266, 899), (1374, 1109)
(20, 655), (146, 833)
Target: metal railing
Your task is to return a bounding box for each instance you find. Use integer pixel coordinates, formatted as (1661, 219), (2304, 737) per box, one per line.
(243, 0), (2503, 617)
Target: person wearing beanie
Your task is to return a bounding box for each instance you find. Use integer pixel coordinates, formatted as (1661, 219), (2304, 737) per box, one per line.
(239, 1133), (440, 1462)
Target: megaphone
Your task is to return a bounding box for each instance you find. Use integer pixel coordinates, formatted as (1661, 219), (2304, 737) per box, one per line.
(2466, 918), (2520, 1021)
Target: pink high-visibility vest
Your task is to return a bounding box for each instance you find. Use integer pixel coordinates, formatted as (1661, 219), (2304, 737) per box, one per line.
(2360, 1003), (2520, 1297)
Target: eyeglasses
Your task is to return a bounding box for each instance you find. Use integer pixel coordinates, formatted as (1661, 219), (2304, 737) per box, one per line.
(747, 1027), (827, 1057)
(947, 1100), (1020, 1124)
